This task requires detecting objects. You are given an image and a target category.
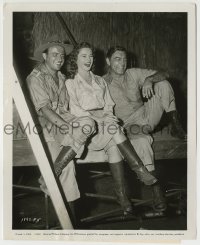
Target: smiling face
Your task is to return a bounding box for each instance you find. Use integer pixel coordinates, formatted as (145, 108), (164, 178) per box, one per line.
(42, 45), (65, 73)
(77, 47), (94, 74)
(106, 50), (127, 76)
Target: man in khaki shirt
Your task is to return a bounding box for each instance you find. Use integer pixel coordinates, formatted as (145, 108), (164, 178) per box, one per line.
(27, 37), (96, 225)
(104, 46), (186, 211)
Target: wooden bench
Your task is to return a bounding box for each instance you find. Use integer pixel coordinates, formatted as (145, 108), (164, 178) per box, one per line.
(13, 100), (187, 167)
(13, 127), (187, 167)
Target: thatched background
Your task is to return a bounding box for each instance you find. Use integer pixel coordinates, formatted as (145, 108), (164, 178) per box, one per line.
(32, 13), (186, 75)
(13, 12), (187, 130)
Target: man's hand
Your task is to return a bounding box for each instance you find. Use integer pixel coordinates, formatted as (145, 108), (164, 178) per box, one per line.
(142, 78), (154, 99)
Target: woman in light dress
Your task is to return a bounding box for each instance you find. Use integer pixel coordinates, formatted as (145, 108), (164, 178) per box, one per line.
(65, 42), (159, 214)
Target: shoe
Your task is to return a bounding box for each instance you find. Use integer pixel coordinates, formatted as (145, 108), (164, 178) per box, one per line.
(151, 184), (167, 212)
(141, 182), (166, 212)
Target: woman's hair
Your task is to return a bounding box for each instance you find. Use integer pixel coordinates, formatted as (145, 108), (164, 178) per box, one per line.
(106, 46), (127, 60)
(66, 42), (95, 79)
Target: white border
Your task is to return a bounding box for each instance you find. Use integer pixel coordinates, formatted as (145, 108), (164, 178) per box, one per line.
(2, 1), (197, 243)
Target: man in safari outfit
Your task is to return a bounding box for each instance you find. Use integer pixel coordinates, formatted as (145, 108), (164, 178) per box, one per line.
(26, 36), (95, 224)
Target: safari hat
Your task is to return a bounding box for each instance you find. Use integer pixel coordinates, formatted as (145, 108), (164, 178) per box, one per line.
(33, 35), (73, 62)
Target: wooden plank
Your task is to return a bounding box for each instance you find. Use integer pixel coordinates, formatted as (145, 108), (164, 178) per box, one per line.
(13, 93), (187, 164)
(13, 138), (37, 166)
(153, 140), (187, 159)
(152, 127), (187, 159)
(13, 136), (187, 167)
(12, 68), (73, 229)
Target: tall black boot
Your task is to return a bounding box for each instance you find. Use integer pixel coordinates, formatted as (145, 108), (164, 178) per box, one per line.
(38, 146), (77, 194)
(117, 140), (157, 186)
(109, 161), (133, 215)
(53, 146), (77, 176)
(151, 184), (167, 211)
(167, 110), (186, 140)
(146, 171), (167, 212)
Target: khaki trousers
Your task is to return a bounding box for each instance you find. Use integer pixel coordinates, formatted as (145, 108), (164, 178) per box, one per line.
(124, 80), (176, 171)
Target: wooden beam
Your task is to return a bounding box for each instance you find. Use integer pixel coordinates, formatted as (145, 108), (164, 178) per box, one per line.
(55, 12), (77, 46)
(12, 67), (73, 230)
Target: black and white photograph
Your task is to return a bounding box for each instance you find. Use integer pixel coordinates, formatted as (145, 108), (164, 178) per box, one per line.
(3, 2), (196, 242)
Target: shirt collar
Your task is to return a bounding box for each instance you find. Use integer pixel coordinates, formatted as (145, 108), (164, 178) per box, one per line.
(105, 70), (125, 85)
(76, 71), (94, 83)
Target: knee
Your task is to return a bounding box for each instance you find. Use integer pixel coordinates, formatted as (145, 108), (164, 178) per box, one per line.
(154, 80), (171, 92)
(106, 145), (122, 163)
(131, 135), (152, 149)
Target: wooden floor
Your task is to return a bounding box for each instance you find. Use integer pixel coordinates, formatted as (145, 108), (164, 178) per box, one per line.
(152, 127), (187, 160)
(13, 159), (187, 230)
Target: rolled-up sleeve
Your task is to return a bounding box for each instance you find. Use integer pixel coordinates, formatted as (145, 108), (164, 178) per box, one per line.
(131, 68), (157, 87)
(27, 75), (51, 112)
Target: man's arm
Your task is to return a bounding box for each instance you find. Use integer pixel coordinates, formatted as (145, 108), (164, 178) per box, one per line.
(41, 105), (72, 129)
(142, 71), (169, 99)
(146, 71), (169, 84)
(41, 106), (87, 145)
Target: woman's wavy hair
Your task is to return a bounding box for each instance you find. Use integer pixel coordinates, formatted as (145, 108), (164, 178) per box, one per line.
(66, 42), (95, 79)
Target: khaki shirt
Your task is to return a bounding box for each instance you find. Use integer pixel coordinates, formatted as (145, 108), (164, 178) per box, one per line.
(26, 63), (75, 142)
(104, 68), (156, 122)
(66, 72), (115, 118)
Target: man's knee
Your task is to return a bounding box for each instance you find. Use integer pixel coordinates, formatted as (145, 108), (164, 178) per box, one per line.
(155, 80), (170, 87)
(154, 80), (172, 93)
(106, 145), (122, 163)
(130, 135), (153, 148)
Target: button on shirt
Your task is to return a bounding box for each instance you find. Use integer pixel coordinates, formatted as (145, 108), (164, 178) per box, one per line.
(66, 72), (115, 118)
(27, 63), (75, 142)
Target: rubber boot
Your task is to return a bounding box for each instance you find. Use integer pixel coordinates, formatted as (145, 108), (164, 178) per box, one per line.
(167, 110), (186, 140)
(38, 146), (77, 194)
(109, 161), (133, 215)
(117, 140), (157, 186)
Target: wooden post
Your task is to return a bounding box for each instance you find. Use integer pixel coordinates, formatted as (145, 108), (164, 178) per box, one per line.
(12, 67), (73, 230)
(55, 12), (77, 46)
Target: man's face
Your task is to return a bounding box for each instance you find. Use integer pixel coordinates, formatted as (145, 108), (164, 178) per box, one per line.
(43, 45), (65, 72)
(106, 50), (127, 75)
